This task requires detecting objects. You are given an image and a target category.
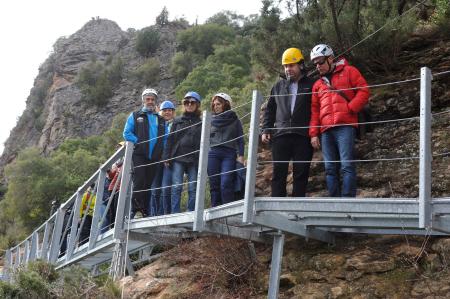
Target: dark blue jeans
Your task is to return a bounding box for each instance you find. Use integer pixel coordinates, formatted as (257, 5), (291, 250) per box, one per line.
(321, 126), (357, 197)
(208, 147), (237, 207)
(149, 164), (172, 216)
(171, 161), (197, 213)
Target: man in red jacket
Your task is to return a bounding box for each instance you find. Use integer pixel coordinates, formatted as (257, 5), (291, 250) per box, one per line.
(309, 44), (369, 197)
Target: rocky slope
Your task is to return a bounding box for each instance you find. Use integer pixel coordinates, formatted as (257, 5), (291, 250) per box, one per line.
(0, 18), (186, 172)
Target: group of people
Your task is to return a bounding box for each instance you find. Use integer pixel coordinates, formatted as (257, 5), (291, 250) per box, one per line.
(118, 43), (369, 219)
(262, 44), (369, 198)
(123, 89), (245, 218)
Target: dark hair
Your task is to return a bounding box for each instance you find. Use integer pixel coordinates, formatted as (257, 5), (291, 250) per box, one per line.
(211, 96), (231, 112)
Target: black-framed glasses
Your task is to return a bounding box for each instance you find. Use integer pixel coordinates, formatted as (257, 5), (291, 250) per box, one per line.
(314, 58), (327, 66)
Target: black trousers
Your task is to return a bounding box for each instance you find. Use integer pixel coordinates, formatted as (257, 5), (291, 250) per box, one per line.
(132, 154), (157, 216)
(271, 134), (313, 197)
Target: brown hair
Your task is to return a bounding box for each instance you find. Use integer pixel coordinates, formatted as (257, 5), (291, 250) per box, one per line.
(210, 96), (231, 112)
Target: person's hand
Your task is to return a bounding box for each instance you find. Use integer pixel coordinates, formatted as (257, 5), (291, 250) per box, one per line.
(311, 136), (321, 150)
(237, 155), (246, 166)
(164, 162), (170, 168)
(261, 133), (271, 144)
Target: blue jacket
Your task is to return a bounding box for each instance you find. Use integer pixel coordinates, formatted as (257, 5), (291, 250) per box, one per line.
(123, 109), (165, 160)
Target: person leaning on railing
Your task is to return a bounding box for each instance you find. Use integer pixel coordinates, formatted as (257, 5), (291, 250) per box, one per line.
(208, 92), (245, 207)
(123, 88), (166, 218)
(309, 44), (369, 197)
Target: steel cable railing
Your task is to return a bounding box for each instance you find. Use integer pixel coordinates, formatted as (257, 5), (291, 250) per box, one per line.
(135, 98), (254, 146)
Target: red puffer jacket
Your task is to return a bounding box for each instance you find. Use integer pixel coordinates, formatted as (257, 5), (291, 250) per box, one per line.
(309, 58), (369, 137)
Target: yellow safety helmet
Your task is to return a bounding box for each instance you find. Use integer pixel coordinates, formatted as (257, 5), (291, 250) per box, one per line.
(281, 48), (304, 65)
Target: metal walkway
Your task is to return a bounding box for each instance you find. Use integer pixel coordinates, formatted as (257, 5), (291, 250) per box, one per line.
(2, 67), (449, 298)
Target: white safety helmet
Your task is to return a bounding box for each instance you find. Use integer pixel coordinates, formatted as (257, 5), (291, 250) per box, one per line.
(213, 92), (232, 105)
(310, 44), (334, 61)
(141, 88), (158, 101)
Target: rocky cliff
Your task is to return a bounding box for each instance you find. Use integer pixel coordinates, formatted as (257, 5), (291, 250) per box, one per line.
(0, 18), (186, 172)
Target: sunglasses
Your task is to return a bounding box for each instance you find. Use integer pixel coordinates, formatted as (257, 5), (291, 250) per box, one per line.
(183, 100), (197, 106)
(314, 58), (327, 66)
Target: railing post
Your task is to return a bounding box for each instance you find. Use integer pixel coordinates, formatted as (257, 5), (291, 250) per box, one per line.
(49, 208), (65, 262)
(419, 67), (432, 229)
(29, 232), (38, 262)
(193, 111), (211, 231)
(113, 141), (134, 239)
(66, 190), (83, 261)
(4, 249), (11, 281)
(14, 247), (20, 270)
(243, 90), (263, 224)
(110, 142), (133, 280)
(89, 169), (107, 249)
(24, 240), (29, 264)
(41, 222), (51, 261)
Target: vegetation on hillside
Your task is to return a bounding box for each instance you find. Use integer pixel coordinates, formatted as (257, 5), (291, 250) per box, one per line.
(77, 56), (124, 106)
(0, 260), (120, 298)
(0, 113), (126, 249)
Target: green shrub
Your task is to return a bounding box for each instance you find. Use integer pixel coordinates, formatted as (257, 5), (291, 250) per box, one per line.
(135, 27), (160, 57)
(15, 268), (52, 298)
(170, 51), (203, 84)
(77, 57), (123, 106)
(176, 23), (235, 58)
(0, 280), (20, 298)
(133, 58), (160, 86)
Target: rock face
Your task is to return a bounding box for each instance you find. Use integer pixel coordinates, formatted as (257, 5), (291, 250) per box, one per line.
(121, 235), (450, 299)
(0, 18), (186, 172)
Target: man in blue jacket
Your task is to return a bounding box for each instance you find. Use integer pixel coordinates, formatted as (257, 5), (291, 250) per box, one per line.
(123, 88), (166, 217)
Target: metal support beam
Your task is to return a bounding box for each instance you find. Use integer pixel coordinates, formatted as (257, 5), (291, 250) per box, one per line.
(14, 247), (20, 270)
(268, 233), (284, 299)
(254, 213), (335, 244)
(49, 208), (65, 262)
(125, 255), (135, 276)
(243, 90), (263, 224)
(4, 249), (11, 281)
(193, 111), (211, 231)
(113, 141), (134, 239)
(41, 222), (51, 261)
(419, 67), (432, 228)
(204, 222), (270, 243)
(29, 232), (38, 262)
(24, 240), (29, 264)
(66, 190), (83, 261)
(110, 240), (127, 280)
(89, 169), (107, 249)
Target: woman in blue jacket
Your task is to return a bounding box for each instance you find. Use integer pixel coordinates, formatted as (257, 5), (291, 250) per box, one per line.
(208, 93), (245, 207)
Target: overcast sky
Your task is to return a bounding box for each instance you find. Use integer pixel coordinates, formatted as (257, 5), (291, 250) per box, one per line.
(0, 0), (264, 154)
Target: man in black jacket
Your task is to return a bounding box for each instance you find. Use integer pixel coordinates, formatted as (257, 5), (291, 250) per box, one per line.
(261, 48), (314, 197)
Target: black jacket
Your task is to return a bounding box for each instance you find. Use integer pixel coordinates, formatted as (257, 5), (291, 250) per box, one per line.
(132, 110), (166, 160)
(164, 112), (202, 164)
(261, 75), (314, 138)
